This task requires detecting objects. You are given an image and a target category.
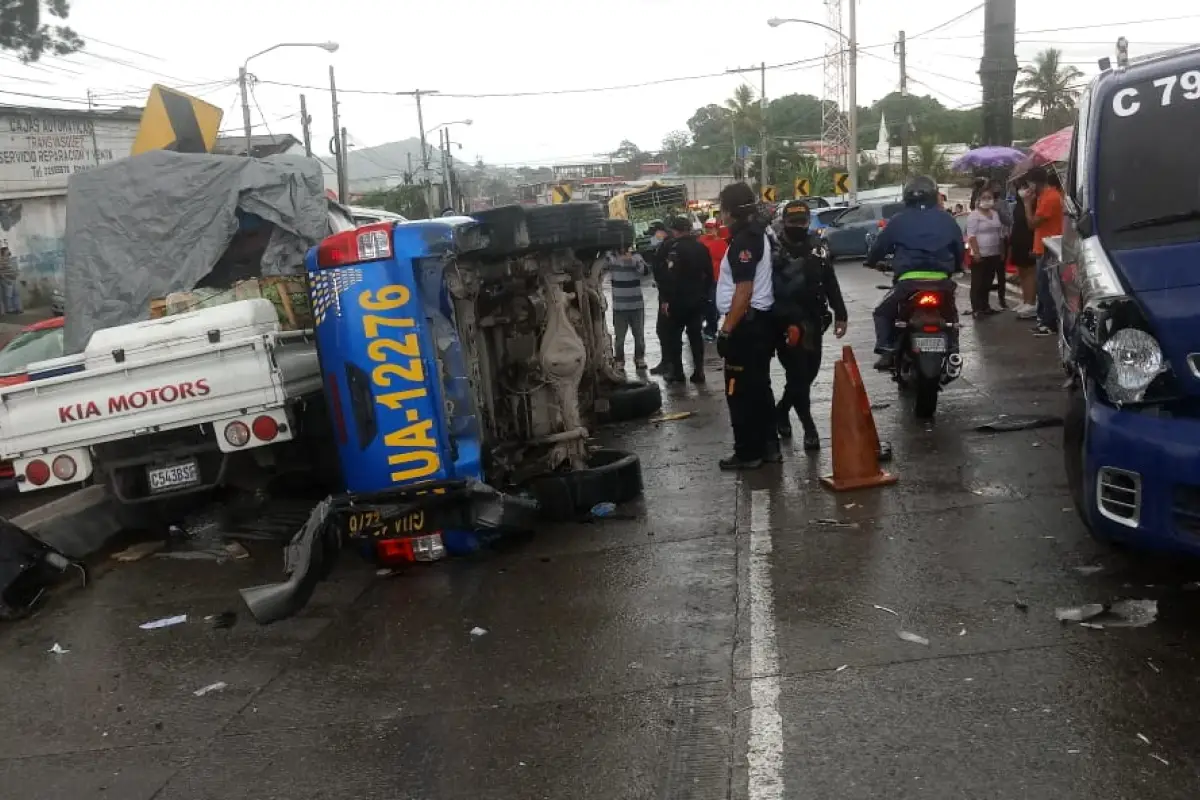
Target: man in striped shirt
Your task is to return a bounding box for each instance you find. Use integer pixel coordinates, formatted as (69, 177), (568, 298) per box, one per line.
(607, 245), (649, 370)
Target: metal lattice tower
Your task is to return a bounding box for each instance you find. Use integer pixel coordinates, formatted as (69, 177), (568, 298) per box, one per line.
(821, 0), (851, 170)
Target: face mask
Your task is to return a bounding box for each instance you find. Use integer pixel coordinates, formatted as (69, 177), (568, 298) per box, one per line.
(979, 199), (994, 210)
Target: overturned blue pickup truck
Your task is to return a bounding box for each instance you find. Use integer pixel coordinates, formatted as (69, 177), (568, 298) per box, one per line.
(242, 204), (659, 622)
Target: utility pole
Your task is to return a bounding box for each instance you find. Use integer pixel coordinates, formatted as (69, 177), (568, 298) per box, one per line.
(896, 31), (909, 177)
(725, 64), (769, 188)
(394, 89), (439, 215)
(847, 0), (857, 202)
(299, 94), (312, 157)
(406, 152), (414, 184)
(760, 61), (768, 190)
(440, 128), (452, 211)
(341, 126), (350, 201)
(86, 89), (101, 165)
(329, 66), (345, 202)
(239, 67), (254, 157)
(979, 0), (1017, 145)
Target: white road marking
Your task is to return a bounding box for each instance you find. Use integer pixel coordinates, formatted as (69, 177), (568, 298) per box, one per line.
(747, 488), (784, 799)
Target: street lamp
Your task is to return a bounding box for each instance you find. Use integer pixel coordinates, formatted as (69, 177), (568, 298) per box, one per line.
(767, 13), (857, 202)
(424, 119), (473, 136)
(240, 42), (340, 157)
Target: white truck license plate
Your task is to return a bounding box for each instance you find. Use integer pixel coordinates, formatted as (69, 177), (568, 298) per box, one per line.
(912, 336), (947, 353)
(147, 460), (201, 493)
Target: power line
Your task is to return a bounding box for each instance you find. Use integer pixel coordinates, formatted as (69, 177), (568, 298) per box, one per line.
(909, 3), (984, 40)
(1018, 13), (1200, 35)
(78, 34), (168, 63)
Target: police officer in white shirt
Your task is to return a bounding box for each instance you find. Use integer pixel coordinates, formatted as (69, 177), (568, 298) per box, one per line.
(715, 182), (780, 470)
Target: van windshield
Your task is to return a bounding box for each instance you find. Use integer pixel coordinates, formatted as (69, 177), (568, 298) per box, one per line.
(1096, 65), (1200, 248)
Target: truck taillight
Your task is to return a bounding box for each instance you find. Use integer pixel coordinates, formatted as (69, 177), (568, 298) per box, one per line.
(52, 455), (77, 481)
(877, 219), (888, 229)
(224, 420), (251, 447)
(316, 223), (393, 269)
(24, 459), (50, 486)
(252, 415), (279, 441)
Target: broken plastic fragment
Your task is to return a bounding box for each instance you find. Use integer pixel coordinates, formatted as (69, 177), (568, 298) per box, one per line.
(958, 627), (967, 636)
(193, 681), (227, 697)
(974, 415), (1063, 433)
(1072, 565), (1104, 576)
(48, 642), (69, 655)
(1147, 659), (1161, 674)
(835, 664), (849, 672)
(873, 604), (899, 616)
(897, 630), (930, 646)
(1137, 733), (1151, 746)
(814, 519), (860, 529)
(1080, 622), (1105, 629)
(139, 614), (187, 630)
(590, 502), (617, 518)
(1150, 754), (1169, 766)
(1104, 599), (1159, 628)
(470, 626), (488, 637)
(650, 411), (693, 422)
(1055, 604), (1105, 623)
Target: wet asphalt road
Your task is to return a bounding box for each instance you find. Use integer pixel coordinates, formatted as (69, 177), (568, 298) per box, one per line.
(6, 265), (1200, 799)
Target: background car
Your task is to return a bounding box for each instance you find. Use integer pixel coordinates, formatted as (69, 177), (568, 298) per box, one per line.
(821, 201), (906, 259)
(810, 206), (846, 234)
(0, 316), (64, 385)
(0, 316), (66, 485)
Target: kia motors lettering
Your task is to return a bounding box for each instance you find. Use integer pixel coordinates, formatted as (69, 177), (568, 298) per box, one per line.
(57, 379), (211, 423)
(359, 285), (442, 483)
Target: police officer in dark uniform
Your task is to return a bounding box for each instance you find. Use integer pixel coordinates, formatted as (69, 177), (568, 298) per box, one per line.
(771, 199), (848, 451)
(715, 182), (780, 470)
(648, 223), (677, 376)
(661, 216), (714, 383)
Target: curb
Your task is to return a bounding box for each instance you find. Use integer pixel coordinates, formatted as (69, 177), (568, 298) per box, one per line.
(11, 484), (123, 559)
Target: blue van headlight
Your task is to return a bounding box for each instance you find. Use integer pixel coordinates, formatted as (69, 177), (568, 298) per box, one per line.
(1100, 327), (1166, 404)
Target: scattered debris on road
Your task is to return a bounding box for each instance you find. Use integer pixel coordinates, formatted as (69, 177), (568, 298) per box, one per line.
(870, 402), (891, 411)
(649, 411), (693, 423)
(1147, 659), (1161, 674)
(590, 502), (617, 518)
(1072, 565), (1105, 576)
(872, 604), (899, 616)
(958, 627), (967, 636)
(835, 664), (849, 672)
(897, 630), (930, 646)
(1150, 754), (1170, 766)
(193, 681), (227, 697)
(205, 611), (237, 629)
(140, 614), (187, 630)
(470, 626), (488, 637)
(1137, 733), (1151, 746)
(112, 541), (166, 562)
(1013, 599), (1029, 612)
(47, 642), (69, 655)
(1055, 600), (1158, 628)
(814, 519), (860, 529)
(974, 415), (1063, 433)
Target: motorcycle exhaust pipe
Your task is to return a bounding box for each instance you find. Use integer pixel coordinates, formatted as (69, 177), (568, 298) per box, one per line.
(942, 352), (964, 384)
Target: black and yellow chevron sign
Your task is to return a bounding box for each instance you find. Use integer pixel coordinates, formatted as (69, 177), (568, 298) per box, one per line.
(132, 84), (223, 156)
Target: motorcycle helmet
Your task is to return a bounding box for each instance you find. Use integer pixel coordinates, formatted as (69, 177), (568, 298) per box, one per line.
(780, 199), (812, 233)
(902, 175), (938, 208)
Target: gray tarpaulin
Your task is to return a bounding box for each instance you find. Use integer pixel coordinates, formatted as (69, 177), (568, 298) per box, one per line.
(62, 150), (333, 353)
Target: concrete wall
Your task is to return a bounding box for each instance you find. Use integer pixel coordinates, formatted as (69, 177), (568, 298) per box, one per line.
(0, 108), (140, 307)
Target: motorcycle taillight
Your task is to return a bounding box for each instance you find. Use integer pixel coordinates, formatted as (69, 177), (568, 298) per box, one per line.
(915, 291), (941, 308)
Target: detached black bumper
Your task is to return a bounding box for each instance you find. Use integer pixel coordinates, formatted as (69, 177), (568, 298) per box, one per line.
(239, 480), (539, 625)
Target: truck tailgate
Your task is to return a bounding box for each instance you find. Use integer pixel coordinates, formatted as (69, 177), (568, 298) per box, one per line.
(0, 338), (284, 458)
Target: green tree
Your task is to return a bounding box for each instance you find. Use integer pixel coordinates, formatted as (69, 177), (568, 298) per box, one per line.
(726, 85), (761, 149)
(358, 185), (429, 219)
(660, 130), (691, 170)
(913, 135), (949, 181)
(1, 1), (83, 60)
(1016, 48), (1084, 133)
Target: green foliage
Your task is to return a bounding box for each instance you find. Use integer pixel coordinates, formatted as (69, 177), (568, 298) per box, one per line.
(358, 185), (429, 220)
(0, 1), (82, 61)
(1017, 48), (1084, 134)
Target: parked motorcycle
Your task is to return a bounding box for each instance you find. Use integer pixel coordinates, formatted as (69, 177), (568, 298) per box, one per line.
(867, 263), (963, 418)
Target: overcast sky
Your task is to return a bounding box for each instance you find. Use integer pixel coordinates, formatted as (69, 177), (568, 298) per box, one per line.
(7, 1), (1200, 166)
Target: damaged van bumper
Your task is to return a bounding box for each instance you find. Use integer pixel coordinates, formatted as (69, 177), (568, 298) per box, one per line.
(239, 480), (539, 624)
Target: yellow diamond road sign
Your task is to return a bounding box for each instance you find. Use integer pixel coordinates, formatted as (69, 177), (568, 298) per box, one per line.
(132, 84), (223, 156)
(834, 172), (850, 195)
(551, 184), (573, 204)
(794, 177), (811, 197)
(760, 185), (776, 203)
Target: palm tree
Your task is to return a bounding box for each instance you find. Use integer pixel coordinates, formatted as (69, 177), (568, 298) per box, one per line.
(913, 135), (948, 181)
(1016, 48), (1084, 133)
(726, 85), (761, 146)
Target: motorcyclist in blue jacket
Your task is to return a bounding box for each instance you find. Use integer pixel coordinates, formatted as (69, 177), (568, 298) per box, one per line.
(866, 175), (964, 370)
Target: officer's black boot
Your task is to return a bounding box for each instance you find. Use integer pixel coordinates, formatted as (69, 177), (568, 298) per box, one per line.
(719, 455), (763, 471)
(873, 352), (895, 371)
(775, 402), (793, 440)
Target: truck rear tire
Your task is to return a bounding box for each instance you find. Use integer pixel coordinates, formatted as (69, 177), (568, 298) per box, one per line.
(526, 448), (643, 522)
(472, 204), (530, 257)
(527, 203), (606, 248)
(598, 381), (662, 423)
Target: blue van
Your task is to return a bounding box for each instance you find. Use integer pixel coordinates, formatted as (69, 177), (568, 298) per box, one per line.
(1056, 45), (1200, 553)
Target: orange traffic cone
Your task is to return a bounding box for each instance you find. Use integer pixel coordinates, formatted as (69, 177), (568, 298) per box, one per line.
(821, 359), (898, 492)
(840, 346), (892, 462)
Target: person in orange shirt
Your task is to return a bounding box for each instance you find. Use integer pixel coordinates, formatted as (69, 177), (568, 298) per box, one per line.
(699, 219), (729, 339)
(1024, 166), (1064, 337)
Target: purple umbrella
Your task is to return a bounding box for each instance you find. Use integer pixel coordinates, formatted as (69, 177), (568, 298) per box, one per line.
(950, 146), (1026, 172)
